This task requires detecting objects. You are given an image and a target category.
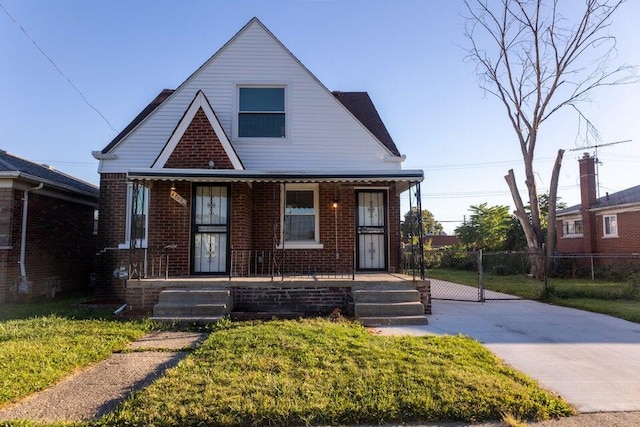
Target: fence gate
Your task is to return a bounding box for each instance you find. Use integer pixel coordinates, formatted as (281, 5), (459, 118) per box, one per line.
(408, 250), (526, 302)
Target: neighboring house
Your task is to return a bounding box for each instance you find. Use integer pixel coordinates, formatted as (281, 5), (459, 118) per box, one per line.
(92, 18), (426, 320)
(427, 234), (458, 249)
(0, 150), (99, 302)
(556, 153), (640, 254)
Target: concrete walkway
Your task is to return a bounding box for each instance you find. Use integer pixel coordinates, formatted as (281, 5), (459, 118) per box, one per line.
(0, 331), (207, 422)
(376, 297), (640, 413)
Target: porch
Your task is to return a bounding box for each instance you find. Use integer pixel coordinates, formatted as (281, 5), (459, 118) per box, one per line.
(125, 273), (431, 326)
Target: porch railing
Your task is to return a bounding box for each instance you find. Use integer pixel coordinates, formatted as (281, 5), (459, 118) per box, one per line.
(230, 248), (355, 280)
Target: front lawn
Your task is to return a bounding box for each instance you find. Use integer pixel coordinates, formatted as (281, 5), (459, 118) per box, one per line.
(99, 319), (572, 426)
(428, 269), (640, 322)
(0, 295), (153, 408)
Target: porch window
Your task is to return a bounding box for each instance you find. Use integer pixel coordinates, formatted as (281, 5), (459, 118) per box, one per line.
(120, 183), (149, 248)
(562, 218), (583, 237)
(281, 184), (322, 249)
(603, 214), (618, 237)
(238, 87), (285, 138)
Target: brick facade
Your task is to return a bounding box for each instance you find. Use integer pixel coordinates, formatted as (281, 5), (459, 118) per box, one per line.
(557, 153), (640, 255)
(0, 187), (96, 303)
(96, 175), (406, 301)
(95, 104), (407, 303)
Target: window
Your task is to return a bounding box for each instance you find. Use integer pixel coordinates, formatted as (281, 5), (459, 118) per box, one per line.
(562, 219), (583, 237)
(238, 87), (285, 138)
(603, 214), (618, 237)
(120, 183), (149, 248)
(93, 209), (99, 236)
(281, 184), (322, 249)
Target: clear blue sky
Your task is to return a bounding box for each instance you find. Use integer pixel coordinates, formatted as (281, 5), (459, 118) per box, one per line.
(2, 0), (639, 233)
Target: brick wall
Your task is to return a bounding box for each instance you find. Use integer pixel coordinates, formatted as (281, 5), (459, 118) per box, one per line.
(595, 211), (640, 254)
(96, 174), (406, 301)
(0, 187), (96, 302)
(165, 107), (235, 169)
(95, 173), (129, 301)
(233, 285), (352, 315)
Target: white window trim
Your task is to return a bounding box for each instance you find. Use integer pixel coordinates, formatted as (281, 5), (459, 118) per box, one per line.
(233, 83), (289, 142)
(602, 214), (619, 238)
(561, 217), (584, 239)
(118, 183), (149, 249)
(278, 183), (323, 250)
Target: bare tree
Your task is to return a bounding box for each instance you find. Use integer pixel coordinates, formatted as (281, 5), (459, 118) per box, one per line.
(464, 0), (636, 277)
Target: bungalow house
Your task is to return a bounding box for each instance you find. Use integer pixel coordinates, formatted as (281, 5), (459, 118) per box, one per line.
(0, 150), (99, 302)
(556, 153), (640, 254)
(92, 18), (428, 324)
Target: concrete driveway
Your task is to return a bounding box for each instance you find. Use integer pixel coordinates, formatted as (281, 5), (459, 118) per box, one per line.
(376, 296), (640, 413)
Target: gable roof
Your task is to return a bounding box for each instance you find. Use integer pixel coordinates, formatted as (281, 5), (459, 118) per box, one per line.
(558, 183), (640, 216)
(332, 92), (400, 157)
(152, 90), (243, 170)
(98, 18), (403, 160)
(0, 150), (99, 198)
(101, 89), (401, 158)
(101, 89), (175, 154)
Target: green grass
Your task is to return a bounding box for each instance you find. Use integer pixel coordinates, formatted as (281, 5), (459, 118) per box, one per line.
(428, 269), (640, 322)
(0, 295), (153, 408)
(549, 298), (640, 323)
(97, 319), (572, 426)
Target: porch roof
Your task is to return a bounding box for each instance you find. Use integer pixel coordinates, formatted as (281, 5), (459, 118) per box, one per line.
(127, 168), (424, 191)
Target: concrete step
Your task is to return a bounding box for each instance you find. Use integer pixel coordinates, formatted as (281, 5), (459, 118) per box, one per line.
(158, 289), (231, 304)
(354, 302), (425, 317)
(352, 282), (416, 291)
(352, 289), (420, 304)
(153, 302), (228, 317)
(150, 316), (223, 325)
(358, 315), (429, 327)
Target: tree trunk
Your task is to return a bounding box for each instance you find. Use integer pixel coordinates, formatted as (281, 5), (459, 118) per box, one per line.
(505, 169), (543, 277)
(545, 149), (565, 275)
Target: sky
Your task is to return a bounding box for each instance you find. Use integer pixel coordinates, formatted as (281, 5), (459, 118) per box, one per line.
(1, 0), (639, 233)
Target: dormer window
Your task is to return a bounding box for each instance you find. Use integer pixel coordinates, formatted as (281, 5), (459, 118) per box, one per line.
(238, 87), (285, 138)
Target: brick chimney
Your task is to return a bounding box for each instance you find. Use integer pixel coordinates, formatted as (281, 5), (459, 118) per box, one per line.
(578, 153), (597, 253)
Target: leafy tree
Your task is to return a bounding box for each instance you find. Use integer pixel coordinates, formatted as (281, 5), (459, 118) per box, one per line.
(401, 208), (443, 242)
(464, 0), (636, 276)
(505, 194), (567, 251)
(455, 203), (511, 251)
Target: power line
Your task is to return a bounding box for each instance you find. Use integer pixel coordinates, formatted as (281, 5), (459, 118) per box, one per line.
(411, 156), (557, 171)
(0, 1), (117, 132)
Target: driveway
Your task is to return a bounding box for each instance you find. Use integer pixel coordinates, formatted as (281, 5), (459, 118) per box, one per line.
(376, 288), (640, 413)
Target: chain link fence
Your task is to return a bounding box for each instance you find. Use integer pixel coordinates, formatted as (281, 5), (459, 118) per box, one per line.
(403, 249), (640, 302)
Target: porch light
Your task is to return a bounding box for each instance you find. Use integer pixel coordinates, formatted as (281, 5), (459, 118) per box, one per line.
(332, 198), (338, 208)
(170, 182), (176, 191)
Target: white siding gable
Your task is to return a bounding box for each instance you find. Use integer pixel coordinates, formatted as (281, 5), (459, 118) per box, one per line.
(99, 19), (402, 174)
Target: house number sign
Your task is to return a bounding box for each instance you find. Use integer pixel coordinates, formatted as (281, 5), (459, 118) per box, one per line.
(170, 189), (187, 207)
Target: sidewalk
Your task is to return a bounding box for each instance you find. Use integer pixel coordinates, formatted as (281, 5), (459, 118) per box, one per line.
(0, 331), (207, 422)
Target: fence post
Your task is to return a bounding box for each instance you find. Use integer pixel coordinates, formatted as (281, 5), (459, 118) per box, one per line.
(590, 255), (595, 281)
(478, 250), (484, 302)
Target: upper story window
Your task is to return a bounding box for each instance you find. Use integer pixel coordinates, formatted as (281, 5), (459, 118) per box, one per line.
(238, 87), (285, 138)
(603, 214), (618, 238)
(562, 218), (583, 237)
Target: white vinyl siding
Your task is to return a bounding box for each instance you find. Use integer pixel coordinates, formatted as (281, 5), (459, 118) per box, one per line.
(99, 20), (399, 174)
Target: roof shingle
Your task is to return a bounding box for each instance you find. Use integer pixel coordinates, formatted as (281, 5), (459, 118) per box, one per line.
(0, 150), (98, 198)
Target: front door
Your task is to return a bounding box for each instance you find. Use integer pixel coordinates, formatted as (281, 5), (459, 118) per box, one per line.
(356, 190), (388, 270)
(192, 184), (229, 274)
